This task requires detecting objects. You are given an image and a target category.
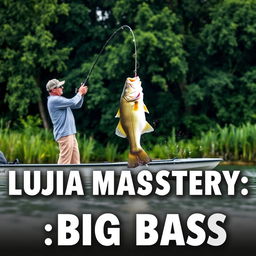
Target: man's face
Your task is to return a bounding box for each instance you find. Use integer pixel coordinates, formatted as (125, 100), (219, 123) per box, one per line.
(50, 86), (63, 96)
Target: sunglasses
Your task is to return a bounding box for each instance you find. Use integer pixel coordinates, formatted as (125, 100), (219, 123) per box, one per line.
(53, 86), (64, 89)
(50, 86), (64, 92)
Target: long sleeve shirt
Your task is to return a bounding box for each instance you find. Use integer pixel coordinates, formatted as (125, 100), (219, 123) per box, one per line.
(47, 93), (84, 141)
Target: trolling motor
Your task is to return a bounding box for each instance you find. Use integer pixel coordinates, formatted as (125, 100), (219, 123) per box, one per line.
(76, 25), (138, 92)
(0, 151), (19, 164)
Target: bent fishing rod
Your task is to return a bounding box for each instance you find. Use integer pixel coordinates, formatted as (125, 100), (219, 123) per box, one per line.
(79, 25), (137, 90)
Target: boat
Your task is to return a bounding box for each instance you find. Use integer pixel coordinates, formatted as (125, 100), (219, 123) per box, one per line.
(0, 158), (223, 176)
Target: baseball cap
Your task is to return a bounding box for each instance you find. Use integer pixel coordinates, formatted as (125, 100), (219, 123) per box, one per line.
(46, 79), (65, 91)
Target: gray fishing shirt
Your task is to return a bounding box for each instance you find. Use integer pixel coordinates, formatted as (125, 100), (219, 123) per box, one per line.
(47, 94), (84, 141)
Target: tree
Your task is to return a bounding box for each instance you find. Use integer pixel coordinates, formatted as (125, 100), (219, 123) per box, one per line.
(183, 0), (256, 132)
(2, 0), (256, 143)
(0, 0), (71, 129)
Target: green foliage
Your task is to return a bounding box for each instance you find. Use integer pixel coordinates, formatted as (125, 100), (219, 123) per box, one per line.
(182, 0), (256, 132)
(1, 0), (256, 153)
(0, 0), (71, 117)
(199, 122), (256, 161)
(2, 123), (256, 163)
(104, 143), (118, 162)
(0, 122), (59, 163)
(19, 115), (42, 134)
(78, 135), (96, 163)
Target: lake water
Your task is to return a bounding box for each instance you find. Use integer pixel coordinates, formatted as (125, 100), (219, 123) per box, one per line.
(0, 165), (255, 255)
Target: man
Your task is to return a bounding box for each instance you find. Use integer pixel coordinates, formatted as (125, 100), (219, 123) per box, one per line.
(46, 79), (88, 164)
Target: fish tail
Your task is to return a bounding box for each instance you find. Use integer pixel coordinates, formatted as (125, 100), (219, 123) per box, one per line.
(128, 149), (151, 168)
(137, 149), (151, 165)
(128, 153), (139, 168)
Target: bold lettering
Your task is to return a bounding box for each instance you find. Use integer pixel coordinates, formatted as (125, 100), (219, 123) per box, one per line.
(8, 171), (22, 195)
(93, 171), (114, 195)
(207, 213), (227, 246)
(58, 214), (80, 245)
(136, 214), (158, 245)
(160, 214), (185, 246)
(82, 214), (92, 245)
(116, 171), (135, 195)
(42, 171), (54, 196)
(172, 171), (187, 195)
(137, 170), (153, 196)
(222, 171), (240, 195)
(65, 171), (84, 195)
(186, 213), (206, 246)
(24, 171), (41, 196)
(190, 171), (203, 195)
(95, 213), (120, 246)
(155, 170), (171, 196)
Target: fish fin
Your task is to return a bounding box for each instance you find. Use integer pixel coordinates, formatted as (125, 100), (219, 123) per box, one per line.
(144, 104), (149, 114)
(115, 109), (120, 118)
(137, 149), (151, 165)
(142, 122), (154, 134)
(128, 153), (139, 168)
(128, 149), (151, 168)
(115, 121), (127, 138)
(134, 101), (139, 111)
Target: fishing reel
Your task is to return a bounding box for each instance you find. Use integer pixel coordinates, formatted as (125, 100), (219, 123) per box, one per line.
(75, 82), (86, 94)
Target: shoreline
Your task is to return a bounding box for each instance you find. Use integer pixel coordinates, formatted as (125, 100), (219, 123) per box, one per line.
(220, 161), (256, 166)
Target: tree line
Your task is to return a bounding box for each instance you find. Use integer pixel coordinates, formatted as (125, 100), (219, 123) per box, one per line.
(1, 0), (256, 149)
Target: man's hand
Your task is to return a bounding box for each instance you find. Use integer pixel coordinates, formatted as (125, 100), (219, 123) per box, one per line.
(78, 83), (88, 96)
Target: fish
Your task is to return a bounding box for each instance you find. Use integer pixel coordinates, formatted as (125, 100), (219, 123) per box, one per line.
(115, 76), (154, 168)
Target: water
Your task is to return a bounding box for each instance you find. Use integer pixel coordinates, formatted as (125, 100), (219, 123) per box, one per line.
(0, 166), (255, 254)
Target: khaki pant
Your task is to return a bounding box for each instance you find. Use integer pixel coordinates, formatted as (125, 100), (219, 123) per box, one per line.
(57, 134), (80, 164)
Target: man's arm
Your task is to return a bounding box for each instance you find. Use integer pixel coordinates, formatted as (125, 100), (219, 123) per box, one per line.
(71, 96), (84, 109)
(53, 84), (88, 109)
(53, 94), (83, 109)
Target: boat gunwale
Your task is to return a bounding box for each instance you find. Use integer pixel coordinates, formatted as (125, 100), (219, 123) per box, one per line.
(0, 158), (223, 168)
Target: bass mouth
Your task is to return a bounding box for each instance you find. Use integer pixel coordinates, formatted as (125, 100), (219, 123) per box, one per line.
(123, 92), (141, 102)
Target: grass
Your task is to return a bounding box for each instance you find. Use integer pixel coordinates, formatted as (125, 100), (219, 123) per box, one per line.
(78, 135), (96, 163)
(1, 118), (256, 163)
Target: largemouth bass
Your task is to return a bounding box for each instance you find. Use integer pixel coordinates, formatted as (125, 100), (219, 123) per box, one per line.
(115, 76), (154, 168)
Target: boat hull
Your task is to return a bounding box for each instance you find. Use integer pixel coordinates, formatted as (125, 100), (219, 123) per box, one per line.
(0, 158), (222, 176)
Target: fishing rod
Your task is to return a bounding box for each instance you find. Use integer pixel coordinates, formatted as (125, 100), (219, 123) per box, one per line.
(80, 25), (137, 88)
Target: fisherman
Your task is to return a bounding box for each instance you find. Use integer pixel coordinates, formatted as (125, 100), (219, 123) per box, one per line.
(46, 79), (88, 164)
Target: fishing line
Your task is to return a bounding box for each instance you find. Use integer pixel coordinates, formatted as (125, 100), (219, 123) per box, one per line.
(81, 25), (137, 86)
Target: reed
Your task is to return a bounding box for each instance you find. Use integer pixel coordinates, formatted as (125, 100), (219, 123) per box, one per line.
(196, 122), (256, 161)
(104, 143), (119, 162)
(149, 123), (256, 161)
(78, 135), (96, 163)
(1, 119), (256, 163)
